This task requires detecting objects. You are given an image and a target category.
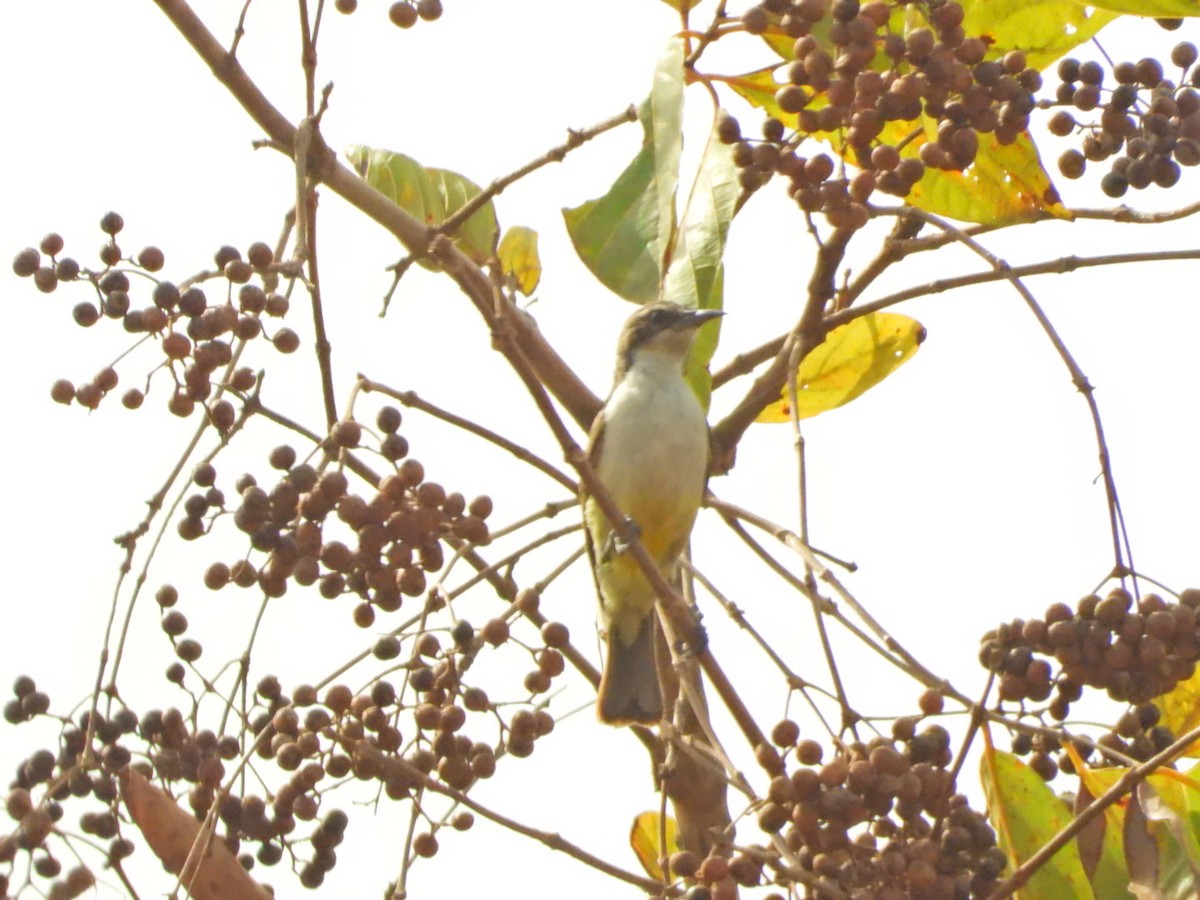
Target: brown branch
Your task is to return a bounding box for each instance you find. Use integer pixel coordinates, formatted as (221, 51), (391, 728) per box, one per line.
(375, 748), (668, 893)
(709, 226), (855, 472)
(150, 0), (601, 431)
(1069, 197), (1200, 223)
(713, 245), (1200, 391)
(825, 247), (1200, 330)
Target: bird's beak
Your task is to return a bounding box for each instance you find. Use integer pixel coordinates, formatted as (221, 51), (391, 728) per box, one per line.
(688, 308), (724, 326)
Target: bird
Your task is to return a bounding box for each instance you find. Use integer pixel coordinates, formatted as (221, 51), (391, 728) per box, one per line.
(583, 302), (723, 725)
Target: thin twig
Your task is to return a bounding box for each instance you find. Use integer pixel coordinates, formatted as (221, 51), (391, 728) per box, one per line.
(712, 247), (1200, 390)
(437, 106), (639, 238)
(882, 207), (1132, 575)
(150, 0), (601, 431)
(360, 380), (577, 493)
(826, 246), (1200, 331)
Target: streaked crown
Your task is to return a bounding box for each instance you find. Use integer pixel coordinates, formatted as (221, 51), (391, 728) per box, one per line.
(613, 303), (723, 381)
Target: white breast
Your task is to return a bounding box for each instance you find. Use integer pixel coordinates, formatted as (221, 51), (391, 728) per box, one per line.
(595, 350), (709, 547)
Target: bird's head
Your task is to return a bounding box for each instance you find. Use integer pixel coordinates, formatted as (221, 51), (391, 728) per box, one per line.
(615, 303), (723, 376)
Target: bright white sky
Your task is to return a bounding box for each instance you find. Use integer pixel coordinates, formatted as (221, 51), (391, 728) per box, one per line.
(3, 3), (1200, 898)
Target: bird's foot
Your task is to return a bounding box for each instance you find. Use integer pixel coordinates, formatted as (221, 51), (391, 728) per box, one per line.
(604, 517), (642, 559)
(675, 619), (708, 658)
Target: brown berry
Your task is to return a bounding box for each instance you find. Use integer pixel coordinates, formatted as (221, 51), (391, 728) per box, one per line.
(100, 211), (125, 235)
(416, 0), (442, 19)
(389, 2), (418, 26)
(12, 248), (39, 277)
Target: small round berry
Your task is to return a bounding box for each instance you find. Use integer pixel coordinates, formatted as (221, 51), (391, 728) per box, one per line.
(34, 267), (58, 293)
(269, 445), (297, 470)
(335, 0), (357, 11)
(169, 392), (196, 418)
(50, 380), (75, 405)
(331, 420), (362, 448)
(919, 688), (945, 715)
(72, 301), (100, 328)
(381, 433), (409, 461)
(411, 832), (438, 857)
(39, 233), (64, 256)
(416, 0), (442, 20)
(179, 287), (207, 317)
(1058, 149), (1086, 179)
(100, 211), (125, 236)
(389, 2), (418, 27)
(224, 259), (253, 284)
(717, 111), (741, 144)
(99, 242), (122, 267)
(76, 383), (102, 409)
(56, 257), (80, 281)
(273, 328), (300, 353)
(1101, 171), (1129, 198)
(12, 248), (40, 277)
(246, 241), (274, 269)
(771, 719), (800, 747)
(137, 247), (165, 271)
(481, 618), (509, 647)
(213, 245), (241, 269)
(376, 406), (403, 433)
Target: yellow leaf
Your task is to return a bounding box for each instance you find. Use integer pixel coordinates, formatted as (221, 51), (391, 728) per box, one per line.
(757, 312), (925, 423)
(905, 126), (1073, 225)
(497, 226), (541, 296)
(961, 0), (1119, 73)
(1154, 669), (1200, 758)
(629, 811), (679, 881)
(723, 70), (1070, 225)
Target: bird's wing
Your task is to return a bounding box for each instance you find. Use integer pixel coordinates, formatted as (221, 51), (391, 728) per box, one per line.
(581, 407), (608, 607)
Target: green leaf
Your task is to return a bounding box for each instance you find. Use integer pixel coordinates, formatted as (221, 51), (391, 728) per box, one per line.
(757, 313), (925, 422)
(425, 167), (499, 264)
(981, 746), (1096, 899)
(497, 226), (541, 296)
(962, 0), (1119, 72)
(663, 127), (737, 314)
(346, 146), (498, 265)
(563, 38), (684, 303)
(663, 123), (738, 405)
(348, 145), (444, 227)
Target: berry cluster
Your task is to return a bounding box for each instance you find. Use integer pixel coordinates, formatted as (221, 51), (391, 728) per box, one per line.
(4, 704), (137, 897)
(3, 583), (574, 890)
(981, 588), (1200, 711)
(723, 0), (1042, 228)
(332, 0), (443, 24)
(1052, 42), (1200, 197)
(172, 405), (492, 627)
(673, 711), (1005, 897)
(981, 587), (1200, 773)
(11, 214), (298, 419)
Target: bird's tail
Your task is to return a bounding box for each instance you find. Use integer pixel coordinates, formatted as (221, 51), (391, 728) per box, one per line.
(596, 615), (663, 725)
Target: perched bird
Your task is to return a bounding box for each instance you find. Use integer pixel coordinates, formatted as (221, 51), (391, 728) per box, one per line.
(584, 302), (722, 725)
